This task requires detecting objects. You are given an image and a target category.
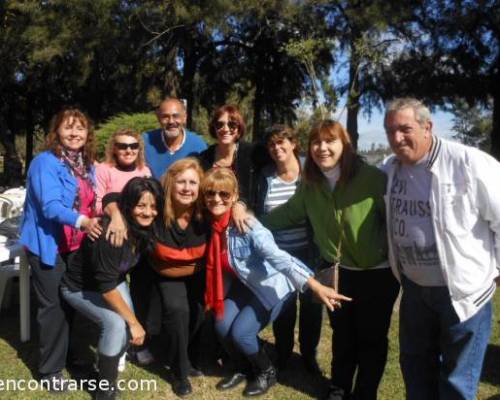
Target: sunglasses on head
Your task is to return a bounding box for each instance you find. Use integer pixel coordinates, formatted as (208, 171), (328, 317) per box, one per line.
(215, 121), (239, 131)
(204, 189), (232, 201)
(115, 142), (140, 150)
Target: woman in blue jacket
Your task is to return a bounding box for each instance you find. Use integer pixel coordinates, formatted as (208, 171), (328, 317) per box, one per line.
(201, 168), (350, 397)
(20, 108), (101, 391)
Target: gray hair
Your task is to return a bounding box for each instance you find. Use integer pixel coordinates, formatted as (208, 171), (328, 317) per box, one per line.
(384, 97), (431, 128)
(157, 97), (187, 113)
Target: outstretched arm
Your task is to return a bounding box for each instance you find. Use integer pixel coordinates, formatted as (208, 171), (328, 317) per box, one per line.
(306, 277), (352, 311)
(261, 182), (308, 230)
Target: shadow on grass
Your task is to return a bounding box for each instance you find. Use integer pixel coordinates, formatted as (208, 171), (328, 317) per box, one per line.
(0, 291), (100, 383)
(0, 295), (39, 378)
(275, 355), (330, 399)
(263, 342), (331, 399)
(481, 344), (500, 387)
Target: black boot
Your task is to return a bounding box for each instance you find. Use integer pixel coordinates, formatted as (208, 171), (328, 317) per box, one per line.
(243, 348), (277, 397)
(216, 372), (247, 391)
(216, 352), (251, 391)
(95, 353), (121, 400)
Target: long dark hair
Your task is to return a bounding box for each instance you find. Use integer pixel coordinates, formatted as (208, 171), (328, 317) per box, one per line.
(118, 177), (163, 254)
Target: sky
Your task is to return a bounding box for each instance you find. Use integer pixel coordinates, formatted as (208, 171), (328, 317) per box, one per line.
(343, 109), (457, 151)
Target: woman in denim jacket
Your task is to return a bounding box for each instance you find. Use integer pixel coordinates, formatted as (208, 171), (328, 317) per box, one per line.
(202, 168), (350, 397)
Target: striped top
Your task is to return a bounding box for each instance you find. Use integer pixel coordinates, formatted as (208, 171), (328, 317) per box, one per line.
(152, 219), (209, 278)
(263, 175), (308, 251)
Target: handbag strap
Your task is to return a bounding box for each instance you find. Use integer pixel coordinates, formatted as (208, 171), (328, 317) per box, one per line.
(330, 206), (347, 292)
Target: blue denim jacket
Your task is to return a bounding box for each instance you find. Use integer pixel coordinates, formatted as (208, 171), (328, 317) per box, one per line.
(20, 151), (95, 266)
(226, 218), (313, 310)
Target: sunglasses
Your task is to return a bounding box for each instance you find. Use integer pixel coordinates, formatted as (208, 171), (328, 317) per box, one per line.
(204, 189), (232, 201)
(115, 142), (140, 150)
(215, 121), (239, 131)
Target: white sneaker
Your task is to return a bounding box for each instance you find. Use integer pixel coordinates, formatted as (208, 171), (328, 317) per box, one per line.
(118, 353), (126, 372)
(136, 348), (154, 365)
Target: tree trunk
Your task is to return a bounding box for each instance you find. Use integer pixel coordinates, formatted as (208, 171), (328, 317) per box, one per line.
(253, 81), (263, 143)
(0, 116), (23, 187)
(490, 77), (500, 160)
(253, 62), (265, 143)
(25, 103), (34, 172)
(346, 38), (360, 149)
(347, 102), (359, 150)
(182, 47), (197, 130)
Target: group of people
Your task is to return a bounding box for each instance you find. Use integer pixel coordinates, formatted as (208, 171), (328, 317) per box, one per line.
(18, 96), (499, 400)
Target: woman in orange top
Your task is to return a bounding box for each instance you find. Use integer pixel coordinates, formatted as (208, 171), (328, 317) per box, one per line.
(149, 158), (209, 397)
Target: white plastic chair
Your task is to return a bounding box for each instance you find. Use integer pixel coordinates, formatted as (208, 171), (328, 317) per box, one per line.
(0, 196), (13, 223)
(0, 262), (21, 309)
(0, 187), (25, 219)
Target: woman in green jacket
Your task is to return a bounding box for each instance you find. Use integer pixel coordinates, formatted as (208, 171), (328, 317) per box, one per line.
(263, 120), (399, 400)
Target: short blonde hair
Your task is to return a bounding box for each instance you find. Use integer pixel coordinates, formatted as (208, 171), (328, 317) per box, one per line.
(160, 158), (204, 228)
(201, 168), (239, 199)
(104, 128), (146, 168)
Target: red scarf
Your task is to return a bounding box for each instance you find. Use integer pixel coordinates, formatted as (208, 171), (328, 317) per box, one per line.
(205, 210), (231, 320)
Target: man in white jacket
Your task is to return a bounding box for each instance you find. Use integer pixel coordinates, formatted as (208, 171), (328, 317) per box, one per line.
(382, 97), (499, 400)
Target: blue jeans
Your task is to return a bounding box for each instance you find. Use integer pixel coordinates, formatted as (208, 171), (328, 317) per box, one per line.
(399, 276), (492, 400)
(61, 281), (133, 357)
(215, 279), (290, 356)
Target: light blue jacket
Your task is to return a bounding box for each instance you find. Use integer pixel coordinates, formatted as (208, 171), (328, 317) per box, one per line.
(226, 218), (313, 310)
(20, 151), (95, 267)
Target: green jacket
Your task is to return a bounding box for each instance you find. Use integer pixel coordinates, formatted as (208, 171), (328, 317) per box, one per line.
(262, 161), (387, 270)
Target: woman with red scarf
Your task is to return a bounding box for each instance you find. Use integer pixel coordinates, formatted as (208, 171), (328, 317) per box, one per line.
(202, 168), (351, 397)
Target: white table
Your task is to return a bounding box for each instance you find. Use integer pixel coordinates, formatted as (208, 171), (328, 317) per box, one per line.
(0, 242), (30, 342)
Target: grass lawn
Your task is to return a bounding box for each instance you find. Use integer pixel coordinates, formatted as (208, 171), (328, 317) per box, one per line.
(0, 289), (499, 399)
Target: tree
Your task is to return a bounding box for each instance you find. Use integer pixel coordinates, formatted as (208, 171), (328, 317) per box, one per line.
(380, 0), (500, 157)
(224, 2), (334, 140)
(451, 99), (493, 151)
(2, 0), (171, 167)
(320, 0), (412, 147)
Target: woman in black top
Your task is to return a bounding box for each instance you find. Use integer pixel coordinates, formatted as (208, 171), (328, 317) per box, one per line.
(148, 157), (210, 397)
(61, 177), (163, 400)
(198, 105), (269, 229)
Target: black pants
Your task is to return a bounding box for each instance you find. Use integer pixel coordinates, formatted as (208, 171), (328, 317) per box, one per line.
(272, 247), (323, 361)
(272, 289), (323, 361)
(129, 258), (157, 333)
(329, 267), (400, 400)
(157, 271), (205, 379)
(27, 251), (71, 377)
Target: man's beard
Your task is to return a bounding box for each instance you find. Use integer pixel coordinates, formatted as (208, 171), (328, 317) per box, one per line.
(163, 126), (182, 139)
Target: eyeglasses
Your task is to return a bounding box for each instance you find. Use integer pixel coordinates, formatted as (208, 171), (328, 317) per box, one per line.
(115, 142), (140, 150)
(204, 189), (232, 201)
(215, 121), (239, 131)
